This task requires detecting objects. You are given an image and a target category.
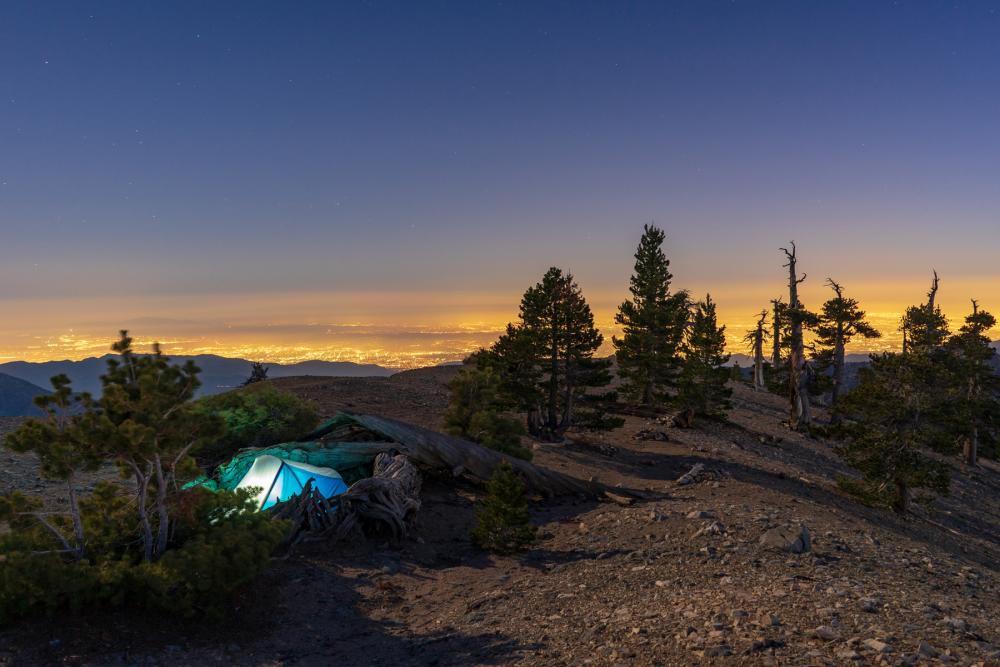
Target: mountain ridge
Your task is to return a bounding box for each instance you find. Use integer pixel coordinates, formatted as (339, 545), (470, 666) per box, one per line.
(0, 354), (396, 399)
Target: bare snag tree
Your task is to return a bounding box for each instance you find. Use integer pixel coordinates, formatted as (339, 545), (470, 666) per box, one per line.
(743, 309), (768, 391)
(781, 242), (812, 430)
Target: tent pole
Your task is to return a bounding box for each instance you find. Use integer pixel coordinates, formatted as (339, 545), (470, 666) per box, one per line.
(261, 462), (283, 510)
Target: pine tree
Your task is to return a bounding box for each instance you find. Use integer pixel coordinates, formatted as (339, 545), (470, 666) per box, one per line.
(486, 267), (620, 441)
(677, 294), (732, 420)
(613, 225), (689, 406)
(97, 331), (223, 561)
(813, 279), (881, 415)
(835, 351), (957, 513)
(835, 278), (958, 512)
(471, 461), (537, 554)
(945, 301), (1000, 466)
(5, 376), (105, 559)
(901, 271), (949, 352)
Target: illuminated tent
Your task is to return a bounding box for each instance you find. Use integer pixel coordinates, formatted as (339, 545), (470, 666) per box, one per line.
(233, 454), (348, 510)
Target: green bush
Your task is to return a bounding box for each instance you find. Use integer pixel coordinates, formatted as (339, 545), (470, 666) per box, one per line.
(196, 383), (319, 465)
(445, 366), (532, 461)
(471, 462), (536, 554)
(0, 334), (290, 627)
(0, 487), (286, 625)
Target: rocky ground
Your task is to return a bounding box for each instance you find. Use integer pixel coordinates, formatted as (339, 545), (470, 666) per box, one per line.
(1, 369), (999, 666)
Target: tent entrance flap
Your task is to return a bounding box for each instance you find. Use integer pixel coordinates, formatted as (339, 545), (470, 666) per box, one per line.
(234, 454), (349, 510)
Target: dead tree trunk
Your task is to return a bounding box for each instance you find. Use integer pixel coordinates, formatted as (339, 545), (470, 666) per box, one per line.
(964, 428), (979, 467)
(752, 310), (767, 391)
(770, 298), (783, 367)
(965, 300), (980, 467)
(782, 242), (810, 430)
(826, 279), (846, 420)
(927, 270), (939, 313)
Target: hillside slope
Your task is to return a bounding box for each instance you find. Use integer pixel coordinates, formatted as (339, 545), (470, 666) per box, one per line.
(1, 374), (998, 665)
(0, 374), (48, 417)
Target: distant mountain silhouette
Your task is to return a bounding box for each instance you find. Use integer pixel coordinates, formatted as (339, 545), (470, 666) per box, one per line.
(0, 355), (395, 398)
(0, 373), (50, 417)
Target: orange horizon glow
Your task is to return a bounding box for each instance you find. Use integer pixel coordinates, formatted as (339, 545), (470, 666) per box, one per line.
(2, 276), (997, 369)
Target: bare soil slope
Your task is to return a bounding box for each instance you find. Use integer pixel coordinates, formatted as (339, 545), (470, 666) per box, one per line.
(2, 373), (999, 666)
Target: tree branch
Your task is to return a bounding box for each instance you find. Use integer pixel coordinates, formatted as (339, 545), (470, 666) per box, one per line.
(24, 513), (74, 554)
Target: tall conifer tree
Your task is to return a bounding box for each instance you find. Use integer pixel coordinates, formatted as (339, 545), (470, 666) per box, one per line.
(613, 225), (689, 406)
(483, 268), (620, 441)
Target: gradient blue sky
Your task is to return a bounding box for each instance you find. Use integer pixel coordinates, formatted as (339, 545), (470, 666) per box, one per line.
(2, 2), (998, 366)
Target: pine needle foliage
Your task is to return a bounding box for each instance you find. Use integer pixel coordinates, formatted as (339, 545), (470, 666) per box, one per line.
(480, 267), (621, 441)
(677, 294), (732, 419)
(833, 279), (1000, 511)
(613, 225), (689, 406)
(444, 364), (532, 460)
(471, 461), (536, 555)
(835, 350), (957, 513)
(812, 280), (881, 411)
(1, 331), (287, 624)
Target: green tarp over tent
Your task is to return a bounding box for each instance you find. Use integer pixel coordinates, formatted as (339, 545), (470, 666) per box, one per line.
(192, 414), (398, 493)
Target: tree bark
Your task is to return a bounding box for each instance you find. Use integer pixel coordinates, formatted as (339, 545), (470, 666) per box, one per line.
(830, 327), (845, 423)
(752, 310), (766, 391)
(560, 361), (575, 438)
(130, 461), (154, 562)
(527, 408), (541, 438)
(964, 428), (978, 466)
(66, 473), (85, 559)
(782, 243), (810, 430)
(771, 299), (783, 367)
(153, 454), (170, 559)
(893, 478), (908, 514)
(547, 321), (559, 437)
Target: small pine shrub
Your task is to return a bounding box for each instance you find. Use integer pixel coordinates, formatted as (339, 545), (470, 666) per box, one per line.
(467, 411), (533, 461)
(0, 488), (287, 625)
(471, 462), (536, 554)
(0, 334), (290, 627)
(834, 475), (881, 508)
(445, 365), (533, 460)
(196, 384), (319, 465)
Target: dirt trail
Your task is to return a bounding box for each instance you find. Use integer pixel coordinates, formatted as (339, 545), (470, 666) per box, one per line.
(1, 372), (999, 666)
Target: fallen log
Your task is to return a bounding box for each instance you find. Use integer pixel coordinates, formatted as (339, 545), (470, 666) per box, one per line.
(322, 413), (658, 501)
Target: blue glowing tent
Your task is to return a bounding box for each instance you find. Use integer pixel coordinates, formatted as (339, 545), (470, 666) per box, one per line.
(233, 454), (349, 510)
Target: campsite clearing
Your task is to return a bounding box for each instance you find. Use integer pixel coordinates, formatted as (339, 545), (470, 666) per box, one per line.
(2, 368), (999, 666)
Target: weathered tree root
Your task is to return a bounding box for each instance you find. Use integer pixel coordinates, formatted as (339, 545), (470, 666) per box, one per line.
(270, 452), (421, 551)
